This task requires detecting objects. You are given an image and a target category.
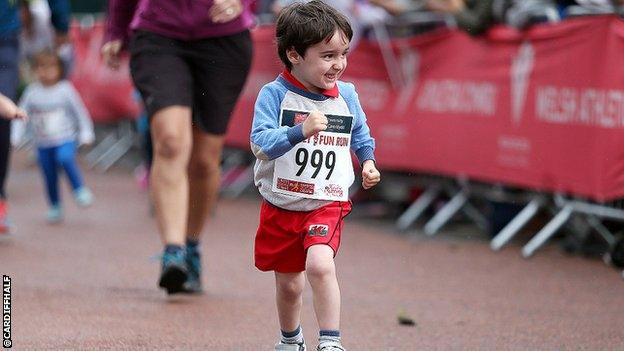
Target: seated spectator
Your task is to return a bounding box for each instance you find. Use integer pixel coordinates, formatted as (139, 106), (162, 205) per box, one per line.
(495, 0), (560, 29)
(20, 0), (54, 62)
(562, 0), (624, 16)
(426, 0), (496, 35)
(426, 0), (559, 35)
(19, 0), (74, 80)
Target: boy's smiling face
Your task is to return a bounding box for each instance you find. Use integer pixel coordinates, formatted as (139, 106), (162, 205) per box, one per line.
(287, 29), (350, 94)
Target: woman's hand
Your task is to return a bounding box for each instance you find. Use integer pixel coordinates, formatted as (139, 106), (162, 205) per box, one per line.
(101, 40), (123, 70)
(209, 0), (244, 23)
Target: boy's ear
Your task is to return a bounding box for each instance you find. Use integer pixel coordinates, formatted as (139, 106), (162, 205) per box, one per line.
(286, 47), (302, 66)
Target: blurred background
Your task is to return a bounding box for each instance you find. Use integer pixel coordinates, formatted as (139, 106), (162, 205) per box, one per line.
(2, 0), (624, 349)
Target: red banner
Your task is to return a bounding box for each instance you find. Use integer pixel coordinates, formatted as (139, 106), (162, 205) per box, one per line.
(228, 17), (624, 201)
(70, 22), (140, 123)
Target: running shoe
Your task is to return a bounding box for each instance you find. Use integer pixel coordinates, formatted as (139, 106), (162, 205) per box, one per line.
(182, 245), (203, 293)
(158, 249), (188, 294)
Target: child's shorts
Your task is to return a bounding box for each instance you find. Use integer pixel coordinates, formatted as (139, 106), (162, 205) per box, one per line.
(254, 200), (352, 273)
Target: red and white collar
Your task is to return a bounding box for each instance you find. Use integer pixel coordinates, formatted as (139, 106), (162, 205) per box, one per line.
(281, 69), (339, 98)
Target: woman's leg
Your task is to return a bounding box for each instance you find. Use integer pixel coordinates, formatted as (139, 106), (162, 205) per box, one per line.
(150, 106), (193, 246)
(186, 128), (225, 241)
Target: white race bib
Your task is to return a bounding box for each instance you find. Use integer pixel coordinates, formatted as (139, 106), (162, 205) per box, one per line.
(34, 109), (69, 138)
(273, 109), (354, 201)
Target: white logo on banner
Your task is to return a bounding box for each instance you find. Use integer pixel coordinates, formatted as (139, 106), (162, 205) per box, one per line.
(510, 41), (535, 126)
(395, 46), (419, 114)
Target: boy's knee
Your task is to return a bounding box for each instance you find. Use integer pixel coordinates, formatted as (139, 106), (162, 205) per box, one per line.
(305, 256), (335, 281)
(278, 277), (305, 300)
(154, 135), (190, 160)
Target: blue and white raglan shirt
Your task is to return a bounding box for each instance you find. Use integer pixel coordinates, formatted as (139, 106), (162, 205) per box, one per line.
(251, 71), (376, 212)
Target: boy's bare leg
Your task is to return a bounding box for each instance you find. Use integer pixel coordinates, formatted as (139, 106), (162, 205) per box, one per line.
(275, 272), (306, 332)
(305, 245), (340, 330)
(186, 127), (225, 240)
(150, 106), (193, 246)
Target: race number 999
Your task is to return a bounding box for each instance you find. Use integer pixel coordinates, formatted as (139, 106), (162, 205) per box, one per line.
(295, 148), (336, 180)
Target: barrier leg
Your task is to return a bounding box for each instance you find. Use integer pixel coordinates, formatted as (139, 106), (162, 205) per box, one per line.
(424, 190), (468, 236)
(490, 197), (543, 251)
(221, 165), (254, 198)
(522, 204), (574, 258)
(95, 133), (135, 172)
(372, 22), (404, 89)
(220, 150), (248, 189)
(585, 215), (616, 246)
(461, 202), (488, 232)
(86, 133), (118, 167)
(92, 122), (136, 171)
(395, 185), (440, 231)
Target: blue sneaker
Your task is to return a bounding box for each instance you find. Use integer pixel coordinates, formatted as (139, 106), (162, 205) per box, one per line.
(158, 249), (188, 294)
(74, 187), (94, 208)
(46, 205), (63, 223)
(182, 245), (203, 293)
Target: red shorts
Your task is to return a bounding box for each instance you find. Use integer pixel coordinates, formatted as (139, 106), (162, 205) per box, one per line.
(254, 200), (352, 273)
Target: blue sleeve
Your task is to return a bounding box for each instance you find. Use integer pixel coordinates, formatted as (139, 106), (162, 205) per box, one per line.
(340, 82), (376, 165)
(47, 0), (70, 33)
(250, 84), (306, 161)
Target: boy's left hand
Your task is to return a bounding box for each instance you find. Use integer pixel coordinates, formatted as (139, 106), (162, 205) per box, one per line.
(362, 160), (381, 189)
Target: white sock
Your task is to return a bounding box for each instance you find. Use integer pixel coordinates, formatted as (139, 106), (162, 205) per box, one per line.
(281, 326), (304, 344)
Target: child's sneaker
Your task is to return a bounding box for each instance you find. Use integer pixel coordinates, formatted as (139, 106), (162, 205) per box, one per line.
(46, 205), (63, 223)
(74, 187), (94, 207)
(275, 340), (306, 351)
(158, 248), (188, 294)
(0, 200), (11, 234)
(317, 336), (345, 351)
(182, 245), (203, 293)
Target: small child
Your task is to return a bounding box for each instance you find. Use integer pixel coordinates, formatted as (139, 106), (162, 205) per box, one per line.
(13, 49), (95, 223)
(250, 2), (381, 350)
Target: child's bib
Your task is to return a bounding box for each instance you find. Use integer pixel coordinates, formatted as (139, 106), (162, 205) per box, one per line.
(272, 109), (354, 201)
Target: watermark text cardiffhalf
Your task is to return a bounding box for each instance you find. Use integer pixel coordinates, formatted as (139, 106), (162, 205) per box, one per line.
(3, 275), (11, 349)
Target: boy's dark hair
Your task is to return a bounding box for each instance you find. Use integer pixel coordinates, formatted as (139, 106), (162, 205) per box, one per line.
(276, 1), (353, 70)
(32, 49), (65, 78)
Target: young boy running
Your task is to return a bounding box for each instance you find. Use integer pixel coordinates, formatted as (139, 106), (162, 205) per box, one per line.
(250, 2), (381, 350)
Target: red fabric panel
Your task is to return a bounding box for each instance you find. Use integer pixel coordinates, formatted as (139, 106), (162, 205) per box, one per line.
(70, 21), (140, 123)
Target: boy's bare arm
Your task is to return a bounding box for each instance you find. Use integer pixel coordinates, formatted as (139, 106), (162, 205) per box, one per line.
(0, 94), (27, 120)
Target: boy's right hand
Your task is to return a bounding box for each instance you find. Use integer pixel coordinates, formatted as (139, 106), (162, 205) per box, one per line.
(302, 111), (328, 138)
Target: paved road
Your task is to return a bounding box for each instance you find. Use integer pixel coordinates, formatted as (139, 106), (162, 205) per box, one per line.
(1, 154), (623, 350)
